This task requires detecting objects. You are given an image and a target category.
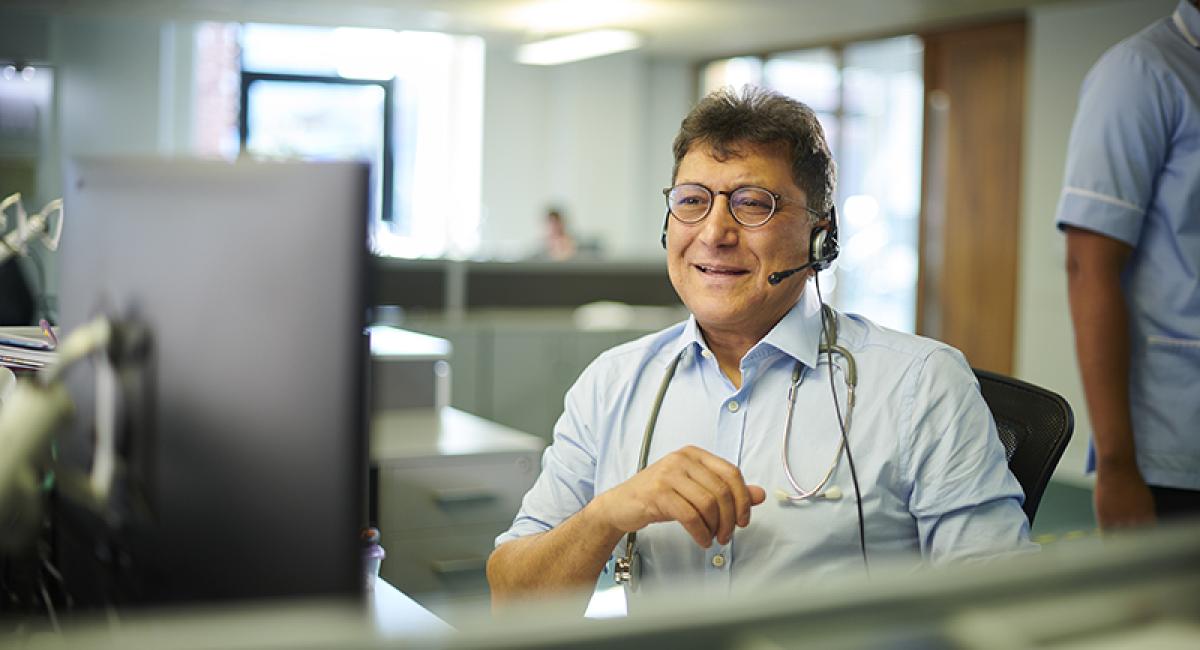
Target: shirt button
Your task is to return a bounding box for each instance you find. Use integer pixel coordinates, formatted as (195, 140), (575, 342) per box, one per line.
(712, 554), (726, 568)
(701, 349), (712, 359)
(727, 400), (739, 413)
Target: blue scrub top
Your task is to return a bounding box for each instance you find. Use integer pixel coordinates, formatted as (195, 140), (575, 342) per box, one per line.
(1055, 0), (1200, 489)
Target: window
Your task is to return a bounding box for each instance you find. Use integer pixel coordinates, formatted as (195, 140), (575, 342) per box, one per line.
(220, 23), (484, 258)
(702, 36), (923, 333)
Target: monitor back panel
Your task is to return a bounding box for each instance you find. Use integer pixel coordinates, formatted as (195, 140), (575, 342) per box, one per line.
(58, 158), (369, 605)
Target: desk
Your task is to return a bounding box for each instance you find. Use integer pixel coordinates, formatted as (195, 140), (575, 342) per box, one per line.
(369, 325), (451, 411)
(371, 406), (544, 626)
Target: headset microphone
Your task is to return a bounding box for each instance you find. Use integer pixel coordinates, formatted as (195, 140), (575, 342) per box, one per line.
(767, 261), (815, 286)
(768, 206), (840, 287)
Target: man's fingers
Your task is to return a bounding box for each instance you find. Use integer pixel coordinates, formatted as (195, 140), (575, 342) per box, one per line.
(747, 485), (767, 506)
(684, 446), (755, 527)
(671, 477), (721, 540)
(661, 491), (714, 548)
(683, 465), (738, 544)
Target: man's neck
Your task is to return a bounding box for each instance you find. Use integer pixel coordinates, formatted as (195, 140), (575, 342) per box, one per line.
(700, 326), (766, 390)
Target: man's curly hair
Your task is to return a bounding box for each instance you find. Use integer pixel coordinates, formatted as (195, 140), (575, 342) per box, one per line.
(671, 86), (836, 216)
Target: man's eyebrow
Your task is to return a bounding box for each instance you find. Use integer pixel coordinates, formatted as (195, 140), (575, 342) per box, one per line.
(674, 178), (775, 188)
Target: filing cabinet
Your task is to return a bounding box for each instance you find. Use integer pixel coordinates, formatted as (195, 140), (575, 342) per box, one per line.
(371, 407), (544, 622)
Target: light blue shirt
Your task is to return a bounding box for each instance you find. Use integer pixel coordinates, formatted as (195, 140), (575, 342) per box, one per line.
(496, 288), (1033, 594)
(1055, 0), (1200, 489)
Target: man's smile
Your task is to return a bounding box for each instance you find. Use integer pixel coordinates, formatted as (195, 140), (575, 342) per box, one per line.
(692, 262), (751, 276)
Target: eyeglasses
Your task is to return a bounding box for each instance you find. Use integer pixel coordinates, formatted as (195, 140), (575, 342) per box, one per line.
(662, 183), (820, 228)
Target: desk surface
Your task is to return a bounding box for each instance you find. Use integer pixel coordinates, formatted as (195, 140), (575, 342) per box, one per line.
(373, 576), (455, 636)
(371, 406), (545, 459)
(368, 325), (451, 361)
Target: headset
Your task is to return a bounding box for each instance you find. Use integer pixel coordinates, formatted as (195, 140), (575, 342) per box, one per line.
(660, 204), (840, 280)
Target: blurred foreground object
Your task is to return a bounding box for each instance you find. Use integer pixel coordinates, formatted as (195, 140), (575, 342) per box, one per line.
(0, 193), (64, 266)
(0, 193), (65, 325)
(0, 317), (113, 553)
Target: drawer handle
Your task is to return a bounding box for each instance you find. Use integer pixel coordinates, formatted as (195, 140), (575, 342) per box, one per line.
(431, 488), (498, 505)
(431, 557), (488, 576)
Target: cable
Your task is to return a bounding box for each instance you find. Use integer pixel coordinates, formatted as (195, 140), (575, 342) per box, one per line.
(815, 273), (869, 574)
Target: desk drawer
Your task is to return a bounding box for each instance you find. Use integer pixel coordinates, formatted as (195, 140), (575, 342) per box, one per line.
(377, 454), (538, 533)
(380, 525), (499, 597)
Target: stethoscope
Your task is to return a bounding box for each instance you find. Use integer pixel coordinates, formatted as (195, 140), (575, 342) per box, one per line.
(614, 304), (858, 590)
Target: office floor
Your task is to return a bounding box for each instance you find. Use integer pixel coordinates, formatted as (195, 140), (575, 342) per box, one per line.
(1030, 479), (1097, 543)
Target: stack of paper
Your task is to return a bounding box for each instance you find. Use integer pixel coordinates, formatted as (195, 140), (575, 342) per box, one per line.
(0, 327), (57, 372)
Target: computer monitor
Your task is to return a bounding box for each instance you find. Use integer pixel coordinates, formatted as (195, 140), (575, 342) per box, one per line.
(56, 158), (369, 606)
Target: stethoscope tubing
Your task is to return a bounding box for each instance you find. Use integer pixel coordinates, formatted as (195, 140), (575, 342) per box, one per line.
(616, 307), (857, 589)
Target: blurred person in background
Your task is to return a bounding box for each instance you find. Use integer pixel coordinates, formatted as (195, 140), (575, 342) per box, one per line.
(541, 207), (577, 261)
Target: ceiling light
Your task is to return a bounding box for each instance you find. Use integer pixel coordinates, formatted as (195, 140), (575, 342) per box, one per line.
(506, 0), (650, 34)
(516, 29), (643, 65)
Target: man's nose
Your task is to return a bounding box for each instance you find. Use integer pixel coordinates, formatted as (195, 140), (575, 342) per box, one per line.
(698, 195), (740, 246)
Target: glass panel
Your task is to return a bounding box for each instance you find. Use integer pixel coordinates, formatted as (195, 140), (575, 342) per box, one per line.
(701, 57), (763, 96)
(832, 36), (923, 332)
(0, 64), (53, 146)
(241, 23), (340, 76)
(815, 110), (840, 164)
(763, 48), (840, 113)
(245, 80), (385, 220)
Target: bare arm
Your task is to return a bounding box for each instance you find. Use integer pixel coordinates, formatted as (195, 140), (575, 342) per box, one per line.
(1064, 226), (1155, 529)
(486, 496), (624, 612)
(487, 446), (767, 610)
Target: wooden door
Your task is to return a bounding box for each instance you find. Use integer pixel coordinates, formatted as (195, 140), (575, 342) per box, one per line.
(919, 20), (1026, 374)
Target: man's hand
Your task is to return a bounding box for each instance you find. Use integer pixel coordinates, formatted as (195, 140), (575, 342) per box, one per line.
(587, 445), (767, 548)
(1095, 462), (1157, 530)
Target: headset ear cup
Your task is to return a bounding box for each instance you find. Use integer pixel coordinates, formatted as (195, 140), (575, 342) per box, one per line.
(810, 227), (828, 271)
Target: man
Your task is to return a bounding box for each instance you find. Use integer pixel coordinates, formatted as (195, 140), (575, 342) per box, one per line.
(1057, 0), (1200, 530)
(488, 87), (1033, 609)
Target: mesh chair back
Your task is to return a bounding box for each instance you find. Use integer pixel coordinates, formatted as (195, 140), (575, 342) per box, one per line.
(973, 369), (1075, 524)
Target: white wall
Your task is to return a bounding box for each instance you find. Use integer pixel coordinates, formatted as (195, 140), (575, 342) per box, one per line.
(479, 47), (692, 259)
(1015, 0), (1176, 484)
(0, 11), (198, 314)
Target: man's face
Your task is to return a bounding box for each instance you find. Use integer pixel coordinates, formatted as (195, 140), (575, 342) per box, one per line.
(666, 142), (813, 341)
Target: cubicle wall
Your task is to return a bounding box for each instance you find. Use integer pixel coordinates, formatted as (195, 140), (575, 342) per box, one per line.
(404, 312), (680, 440)
(373, 258), (679, 311)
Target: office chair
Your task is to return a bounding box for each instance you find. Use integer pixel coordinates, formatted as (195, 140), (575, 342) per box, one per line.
(973, 369), (1075, 524)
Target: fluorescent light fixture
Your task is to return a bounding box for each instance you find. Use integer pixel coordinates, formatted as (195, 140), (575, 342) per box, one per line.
(516, 29), (642, 65)
(506, 0), (651, 34)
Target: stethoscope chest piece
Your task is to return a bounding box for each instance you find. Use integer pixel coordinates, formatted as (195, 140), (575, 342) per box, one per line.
(614, 547), (642, 592)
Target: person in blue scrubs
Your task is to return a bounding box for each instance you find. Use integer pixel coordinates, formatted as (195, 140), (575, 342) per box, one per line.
(1057, 0), (1200, 529)
(489, 86), (1034, 610)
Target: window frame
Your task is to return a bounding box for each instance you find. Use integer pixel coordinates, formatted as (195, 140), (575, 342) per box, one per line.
(238, 71), (396, 222)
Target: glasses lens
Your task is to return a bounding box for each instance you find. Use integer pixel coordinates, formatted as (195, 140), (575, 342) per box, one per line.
(667, 184), (711, 223)
(730, 187), (776, 226)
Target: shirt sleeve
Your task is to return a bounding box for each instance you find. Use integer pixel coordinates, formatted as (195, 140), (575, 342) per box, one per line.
(1055, 43), (1173, 246)
(494, 362), (604, 547)
(904, 348), (1037, 564)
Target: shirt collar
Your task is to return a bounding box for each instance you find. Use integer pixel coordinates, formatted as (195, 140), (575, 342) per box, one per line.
(1175, 0), (1200, 49)
(671, 284), (826, 370)
(756, 286), (825, 369)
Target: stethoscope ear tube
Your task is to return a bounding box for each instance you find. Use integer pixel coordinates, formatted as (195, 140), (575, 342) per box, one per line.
(615, 308), (861, 588)
(615, 351), (685, 589)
